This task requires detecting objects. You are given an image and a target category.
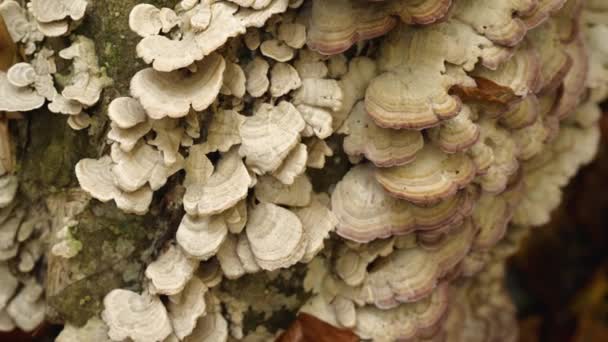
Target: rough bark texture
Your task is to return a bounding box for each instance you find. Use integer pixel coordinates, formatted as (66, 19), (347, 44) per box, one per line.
(14, 0), (181, 326)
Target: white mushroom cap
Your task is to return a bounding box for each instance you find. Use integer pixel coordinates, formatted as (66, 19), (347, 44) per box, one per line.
(296, 105), (333, 139)
(269, 62), (301, 98)
(333, 296), (356, 328)
(149, 118), (186, 165)
(145, 244), (198, 295)
(272, 143), (307, 185)
(278, 22), (306, 49)
(0, 72), (45, 112)
(130, 53), (225, 119)
(107, 120), (152, 152)
(216, 233), (246, 279)
(255, 174), (312, 207)
(30, 0), (87, 23)
(334, 246), (370, 287)
(184, 148), (250, 216)
(293, 194), (338, 262)
(56, 317), (112, 342)
(0, 1), (29, 43)
(7, 63), (35, 87)
(342, 101), (423, 167)
(362, 222), (474, 307)
(183, 145), (214, 191)
(223, 199), (247, 234)
(221, 62), (246, 98)
(236, 234), (262, 273)
(59, 36), (112, 107)
(129, 4), (162, 38)
(261, 39), (295, 62)
(113, 185), (154, 215)
(159, 8), (179, 33)
(201, 109), (246, 154)
(75, 156), (119, 202)
(137, 0), (287, 72)
(48, 94), (83, 115)
(108, 97), (147, 129)
(375, 144), (476, 205)
(67, 112), (92, 131)
(245, 57), (270, 97)
(177, 214), (228, 260)
(331, 165), (474, 243)
(239, 101), (305, 174)
(235, 0), (289, 27)
(6, 280), (45, 332)
(190, 3), (212, 31)
(292, 78), (343, 111)
(111, 142), (183, 192)
(76, 153), (158, 215)
(246, 202), (307, 271)
(354, 284), (450, 341)
(101, 289), (173, 342)
(168, 277), (208, 340)
(294, 49), (328, 79)
(36, 20), (69, 37)
(332, 56), (377, 130)
(134, 2), (240, 72)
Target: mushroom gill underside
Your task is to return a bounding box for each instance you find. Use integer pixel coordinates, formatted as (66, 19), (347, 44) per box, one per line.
(0, 0), (605, 341)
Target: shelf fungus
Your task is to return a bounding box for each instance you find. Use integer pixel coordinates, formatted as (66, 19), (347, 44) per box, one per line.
(130, 53), (226, 119)
(332, 165), (474, 243)
(101, 289), (172, 342)
(177, 214), (228, 260)
(239, 101), (306, 174)
(305, 0), (451, 55)
(168, 277), (208, 340)
(134, 0), (289, 72)
(183, 148), (250, 216)
(365, 21), (502, 130)
(246, 202), (307, 271)
(145, 244), (198, 295)
(375, 145), (477, 205)
(362, 221), (474, 307)
(5, 0), (604, 340)
(342, 101), (423, 167)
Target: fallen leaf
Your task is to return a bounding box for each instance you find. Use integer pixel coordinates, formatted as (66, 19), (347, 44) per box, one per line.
(0, 15), (16, 71)
(276, 313), (359, 342)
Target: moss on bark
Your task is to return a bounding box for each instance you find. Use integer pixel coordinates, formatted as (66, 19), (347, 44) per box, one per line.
(9, 0), (182, 326)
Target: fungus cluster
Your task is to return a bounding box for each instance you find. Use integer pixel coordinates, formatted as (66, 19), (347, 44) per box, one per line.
(0, 0), (606, 340)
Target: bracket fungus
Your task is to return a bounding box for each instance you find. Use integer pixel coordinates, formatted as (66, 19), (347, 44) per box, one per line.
(1, 0), (604, 340)
(168, 277), (208, 340)
(239, 101), (305, 174)
(131, 53), (226, 119)
(246, 202), (307, 271)
(101, 289), (172, 342)
(177, 214), (228, 260)
(332, 165), (474, 243)
(375, 145), (477, 205)
(183, 148), (250, 216)
(145, 244), (198, 295)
